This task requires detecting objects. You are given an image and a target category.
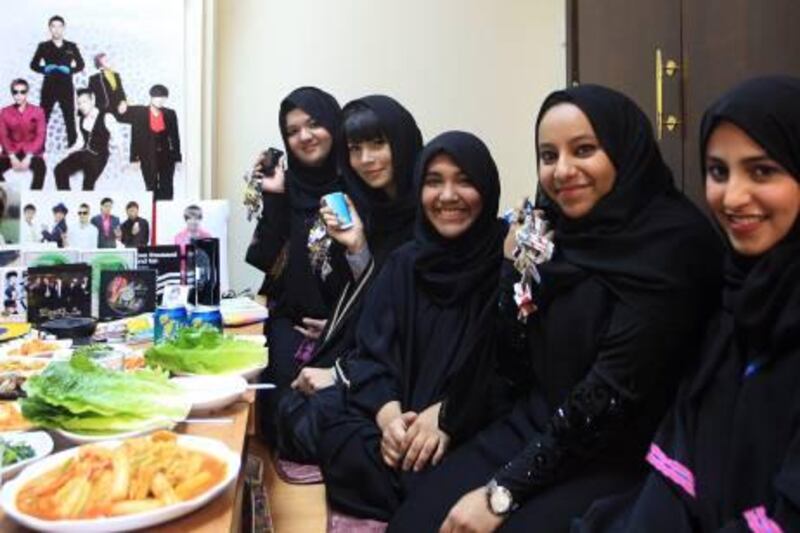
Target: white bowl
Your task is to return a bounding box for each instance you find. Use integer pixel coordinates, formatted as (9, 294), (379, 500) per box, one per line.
(1, 434), (241, 532)
(171, 375), (248, 413)
(0, 431), (53, 480)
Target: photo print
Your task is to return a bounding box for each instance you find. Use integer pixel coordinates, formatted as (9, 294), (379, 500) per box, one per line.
(26, 263), (91, 323)
(0, 0), (191, 198)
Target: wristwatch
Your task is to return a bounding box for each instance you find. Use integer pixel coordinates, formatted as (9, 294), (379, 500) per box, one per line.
(486, 479), (515, 516)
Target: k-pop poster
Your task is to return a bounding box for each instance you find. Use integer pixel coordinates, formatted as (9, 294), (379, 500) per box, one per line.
(0, 0), (191, 199)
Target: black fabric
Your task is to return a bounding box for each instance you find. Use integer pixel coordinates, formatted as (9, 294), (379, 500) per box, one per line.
(255, 87), (348, 449)
(319, 131), (506, 520)
(54, 150), (109, 190)
(0, 154), (45, 189)
(276, 95), (422, 462)
(578, 76), (800, 533)
(390, 86), (722, 532)
(277, 86), (348, 322)
(120, 217), (150, 248)
(340, 95), (421, 266)
(30, 40), (84, 146)
(88, 71), (126, 115)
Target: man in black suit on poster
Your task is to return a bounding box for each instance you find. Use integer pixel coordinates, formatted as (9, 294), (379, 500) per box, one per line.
(29, 15), (85, 147)
(118, 84), (181, 200)
(88, 53), (127, 117)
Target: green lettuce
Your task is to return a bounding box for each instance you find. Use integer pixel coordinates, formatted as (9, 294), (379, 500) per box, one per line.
(21, 354), (190, 434)
(145, 324), (267, 374)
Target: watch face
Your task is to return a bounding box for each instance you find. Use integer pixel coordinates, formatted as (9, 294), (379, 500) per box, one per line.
(490, 487), (512, 514)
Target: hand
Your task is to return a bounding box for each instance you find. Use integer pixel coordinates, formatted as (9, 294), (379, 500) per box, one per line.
(402, 402), (449, 472)
(117, 101), (128, 115)
(9, 154), (21, 171)
(114, 228), (122, 239)
(291, 367), (335, 395)
(254, 154), (286, 193)
(19, 155), (32, 171)
(320, 194), (366, 254)
(380, 411), (417, 468)
(440, 488), (504, 533)
(293, 317), (327, 340)
(132, 221), (140, 235)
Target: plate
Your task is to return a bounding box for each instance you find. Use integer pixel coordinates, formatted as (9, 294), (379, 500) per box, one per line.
(173, 362), (266, 382)
(1, 434), (240, 532)
(171, 375), (247, 413)
(53, 418), (179, 445)
(0, 338), (72, 358)
(0, 431), (53, 480)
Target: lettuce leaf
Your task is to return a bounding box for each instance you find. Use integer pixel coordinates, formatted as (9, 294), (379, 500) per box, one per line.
(21, 353), (190, 434)
(144, 324), (267, 374)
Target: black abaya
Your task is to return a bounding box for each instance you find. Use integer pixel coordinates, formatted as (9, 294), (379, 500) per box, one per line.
(318, 131), (507, 520)
(249, 87), (350, 447)
(276, 95), (422, 462)
(389, 85), (723, 532)
(578, 76), (800, 533)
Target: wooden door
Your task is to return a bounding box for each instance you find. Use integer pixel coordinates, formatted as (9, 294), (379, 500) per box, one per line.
(681, 0), (800, 203)
(568, 0), (800, 206)
(567, 0), (683, 187)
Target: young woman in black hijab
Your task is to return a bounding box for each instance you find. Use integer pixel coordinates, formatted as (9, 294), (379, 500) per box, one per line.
(388, 85), (723, 533)
(275, 95), (423, 464)
(577, 76), (800, 533)
(317, 131), (507, 520)
(246, 86), (350, 446)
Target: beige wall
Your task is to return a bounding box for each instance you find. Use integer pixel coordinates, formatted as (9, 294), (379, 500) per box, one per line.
(213, 0), (566, 292)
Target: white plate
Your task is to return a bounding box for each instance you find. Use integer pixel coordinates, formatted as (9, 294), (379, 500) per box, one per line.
(1, 434), (241, 532)
(0, 339), (72, 358)
(0, 431), (53, 480)
(173, 362), (266, 382)
(54, 418), (178, 445)
(171, 375), (247, 413)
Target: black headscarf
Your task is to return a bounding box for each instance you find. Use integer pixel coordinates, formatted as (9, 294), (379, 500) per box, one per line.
(279, 87), (344, 320)
(622, 77), (800, 530)
(339, 95), (422, 266)
(280, 86), (343, 209)
(698, 75), (800, 362)
(349, 131), (506, 442)
(533, 85), (722, 325)
(413, 132), (506, 306)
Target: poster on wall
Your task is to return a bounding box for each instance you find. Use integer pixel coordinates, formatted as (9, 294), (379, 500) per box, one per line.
(156, 200), (230, 293)
(20, 191), (153, 250)
(0, 0), (190, 199)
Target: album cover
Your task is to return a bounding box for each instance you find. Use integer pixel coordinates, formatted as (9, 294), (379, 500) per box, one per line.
(0, 267), (27, 322)
(193, 237), (220, 306)
(26, 264), (91, 324)
(137, 245), (196, 304)
(99, 269), (156, 320)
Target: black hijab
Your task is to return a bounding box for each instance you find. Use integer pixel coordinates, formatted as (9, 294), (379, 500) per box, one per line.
(307, 96), (422, 365)
(279, 86), (344, 320)
(698, 75), (800, 362)
(533, 85), (722, 325)
(350, 131), (506, 442)
(280, 86), (343, 209)
(636, 77), (800, 529)
(339, 95), (422, 266)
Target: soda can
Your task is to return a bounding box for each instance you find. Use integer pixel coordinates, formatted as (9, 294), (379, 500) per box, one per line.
(190, 305), (223, 332)
(322, 192), (353, 229)
(154, 305), (188, 343)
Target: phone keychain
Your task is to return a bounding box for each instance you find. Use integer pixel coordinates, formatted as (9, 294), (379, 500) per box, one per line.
(510, 201), (554, 322)
(308, 216), (334, 280)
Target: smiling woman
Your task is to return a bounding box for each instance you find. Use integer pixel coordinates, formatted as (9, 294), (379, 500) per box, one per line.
(421, 153), (483, 239)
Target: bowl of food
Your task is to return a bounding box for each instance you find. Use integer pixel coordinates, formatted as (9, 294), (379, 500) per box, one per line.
(2, 431), (239, 532)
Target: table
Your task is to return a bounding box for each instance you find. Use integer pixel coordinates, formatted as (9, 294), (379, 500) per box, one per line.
(0, 322), (263, 532)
